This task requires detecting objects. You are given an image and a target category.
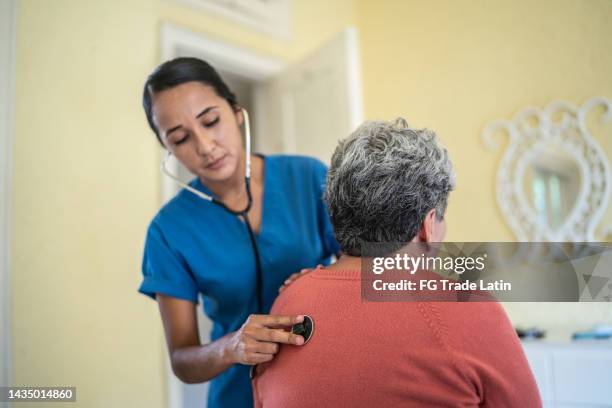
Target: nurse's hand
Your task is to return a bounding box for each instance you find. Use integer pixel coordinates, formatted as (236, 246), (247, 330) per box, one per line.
(226, 314), (305, 365)
(278, 265), (321, 293)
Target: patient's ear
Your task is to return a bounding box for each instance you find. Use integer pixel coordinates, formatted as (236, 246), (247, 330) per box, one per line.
(415, 209), (440, 243)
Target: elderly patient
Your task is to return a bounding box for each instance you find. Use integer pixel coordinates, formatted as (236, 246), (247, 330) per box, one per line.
(252, 119), (541, 407)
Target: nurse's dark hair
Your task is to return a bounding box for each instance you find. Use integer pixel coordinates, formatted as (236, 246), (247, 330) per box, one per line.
(142, 57), (238, 146)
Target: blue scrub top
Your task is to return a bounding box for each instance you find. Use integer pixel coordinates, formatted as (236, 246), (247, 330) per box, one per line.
(139, 154), (339, 408)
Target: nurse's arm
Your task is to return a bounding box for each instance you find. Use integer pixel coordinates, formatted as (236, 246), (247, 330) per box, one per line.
(157, 294), (305, 384)
(157, 294), (233, 383)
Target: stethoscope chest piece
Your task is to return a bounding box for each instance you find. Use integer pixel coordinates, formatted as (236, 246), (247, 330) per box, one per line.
(250, 315), (315, 380)
(292, 315), (314, 344)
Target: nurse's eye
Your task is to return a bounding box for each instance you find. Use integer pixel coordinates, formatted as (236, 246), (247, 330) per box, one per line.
(203, 117), (220, 128)
(174, 134), (189, 145)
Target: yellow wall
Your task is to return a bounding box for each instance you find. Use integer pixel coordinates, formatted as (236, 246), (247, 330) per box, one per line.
(13, 1), (162, 407)
(11, 0), (355, 406)
(11, 0), (612, 406)
(356, 0), (612, 334)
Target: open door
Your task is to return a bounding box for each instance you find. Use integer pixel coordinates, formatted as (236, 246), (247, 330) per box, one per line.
(256, 27), (363, 163)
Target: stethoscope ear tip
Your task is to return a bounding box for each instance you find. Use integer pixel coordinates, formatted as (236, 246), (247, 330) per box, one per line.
(292, 315), (314, 344)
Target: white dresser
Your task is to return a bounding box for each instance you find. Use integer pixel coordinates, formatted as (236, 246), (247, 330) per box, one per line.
(522, 341), (612, 407)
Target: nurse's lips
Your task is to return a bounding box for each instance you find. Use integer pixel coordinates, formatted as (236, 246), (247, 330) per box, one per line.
(206, 155), (226, 170)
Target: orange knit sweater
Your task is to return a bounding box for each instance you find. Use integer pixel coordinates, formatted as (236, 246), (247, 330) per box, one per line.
(253, 268), (541, 407)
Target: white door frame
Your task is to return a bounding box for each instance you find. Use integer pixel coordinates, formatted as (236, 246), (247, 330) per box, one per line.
(0, 0), (17, 392)
(158, 23), (285, 408)
(159, 23), (286, 204)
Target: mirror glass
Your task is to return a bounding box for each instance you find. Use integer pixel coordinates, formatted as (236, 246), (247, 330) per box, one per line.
(523, 146), (581, 231)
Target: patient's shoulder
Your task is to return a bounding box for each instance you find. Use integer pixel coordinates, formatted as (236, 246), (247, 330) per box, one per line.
(270, 269), (318, 314)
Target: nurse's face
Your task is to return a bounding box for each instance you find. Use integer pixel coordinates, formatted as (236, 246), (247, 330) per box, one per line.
(151, 81), (244, 184)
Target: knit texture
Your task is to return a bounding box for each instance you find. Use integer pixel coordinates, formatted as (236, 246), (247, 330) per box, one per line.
(253, 268), (541, 407)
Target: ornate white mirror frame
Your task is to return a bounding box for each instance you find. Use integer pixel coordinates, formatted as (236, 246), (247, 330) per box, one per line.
(483, 97), (612, 242)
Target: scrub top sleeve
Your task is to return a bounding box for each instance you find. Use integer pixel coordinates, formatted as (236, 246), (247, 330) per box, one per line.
(314, 160), (341, 257)
(138, 219), (199, 303)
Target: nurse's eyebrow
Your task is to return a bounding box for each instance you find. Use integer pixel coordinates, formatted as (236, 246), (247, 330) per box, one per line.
(196, 106), (218, 119)
(165, 106), (219, 137)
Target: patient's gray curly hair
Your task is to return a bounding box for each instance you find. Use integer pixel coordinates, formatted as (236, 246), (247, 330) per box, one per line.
(325, 118), (455, 256)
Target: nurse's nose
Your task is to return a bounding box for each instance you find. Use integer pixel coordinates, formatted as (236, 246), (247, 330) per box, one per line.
(194, 129), (216, 156)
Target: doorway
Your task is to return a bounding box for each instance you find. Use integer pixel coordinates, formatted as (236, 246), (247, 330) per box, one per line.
(160, 24), (287, 408)
(159, 22), (363, 408)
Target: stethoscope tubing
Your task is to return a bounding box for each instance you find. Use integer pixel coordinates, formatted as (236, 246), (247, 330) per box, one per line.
(159, 108), (264, 313)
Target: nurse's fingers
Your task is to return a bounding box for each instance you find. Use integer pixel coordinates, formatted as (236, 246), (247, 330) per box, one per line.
(253, 327), (304, 345)
(278, 273), (301, 293)
(278, 265), (321, 293)
(245, 340), (279, 355)
(246, 352), (274, 365)
(248, 314), (304, 328)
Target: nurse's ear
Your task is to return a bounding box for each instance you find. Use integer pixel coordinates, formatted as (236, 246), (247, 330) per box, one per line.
(233, 105), (244, 126)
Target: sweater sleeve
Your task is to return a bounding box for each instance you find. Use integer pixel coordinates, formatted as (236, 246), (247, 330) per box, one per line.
(441, 302), (542, 408)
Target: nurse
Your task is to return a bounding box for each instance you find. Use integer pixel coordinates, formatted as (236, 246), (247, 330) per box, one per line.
(138, 57), (339, 407)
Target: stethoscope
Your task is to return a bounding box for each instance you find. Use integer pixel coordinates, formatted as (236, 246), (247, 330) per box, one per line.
(160, 108), (264, 314)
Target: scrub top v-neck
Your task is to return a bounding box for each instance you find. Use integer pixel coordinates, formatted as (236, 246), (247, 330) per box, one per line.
(139, 154), (339, 408)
